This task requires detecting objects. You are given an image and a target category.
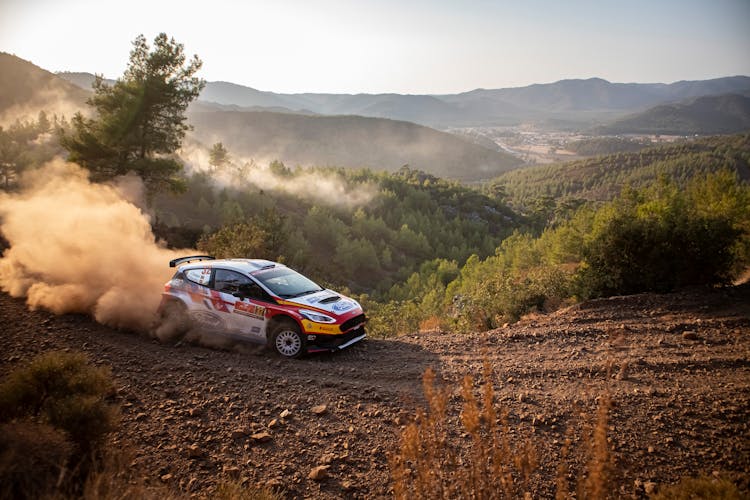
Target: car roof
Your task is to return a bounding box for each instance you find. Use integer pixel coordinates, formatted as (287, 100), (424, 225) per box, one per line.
(179, 258), (284, 274)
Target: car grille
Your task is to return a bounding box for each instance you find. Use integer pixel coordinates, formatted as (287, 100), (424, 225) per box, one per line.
(340, 314), (366, 332)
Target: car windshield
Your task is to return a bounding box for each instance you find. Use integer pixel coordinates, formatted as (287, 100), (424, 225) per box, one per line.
(252, 267), (323, 298)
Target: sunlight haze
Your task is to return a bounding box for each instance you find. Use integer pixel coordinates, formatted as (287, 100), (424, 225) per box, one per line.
(1, 0), (749, 94)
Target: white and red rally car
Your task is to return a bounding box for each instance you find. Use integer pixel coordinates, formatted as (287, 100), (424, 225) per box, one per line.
(157, 256), (366, 357)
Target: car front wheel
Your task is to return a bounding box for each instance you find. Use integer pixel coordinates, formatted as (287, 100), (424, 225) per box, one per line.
(271, 321), (306, 358)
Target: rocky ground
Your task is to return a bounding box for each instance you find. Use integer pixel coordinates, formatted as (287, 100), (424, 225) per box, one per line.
(1, 284), (749, 498)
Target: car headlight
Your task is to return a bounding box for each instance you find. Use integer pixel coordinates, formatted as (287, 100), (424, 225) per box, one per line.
(299, 309), (336, 323)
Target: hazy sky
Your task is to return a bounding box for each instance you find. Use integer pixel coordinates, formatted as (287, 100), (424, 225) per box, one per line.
(1, 0), (749, 94)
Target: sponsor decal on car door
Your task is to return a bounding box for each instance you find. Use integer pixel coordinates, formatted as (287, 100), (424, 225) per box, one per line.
(213, 269), (267, 339)
(230, 298), (267, 339)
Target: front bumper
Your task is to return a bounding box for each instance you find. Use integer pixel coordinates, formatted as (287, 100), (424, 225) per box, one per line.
(306, 325), (366, 353)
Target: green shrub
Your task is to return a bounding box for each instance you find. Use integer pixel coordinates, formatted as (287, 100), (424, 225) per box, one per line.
(578, 174), (746, 297)
(0, 351), (116, 453)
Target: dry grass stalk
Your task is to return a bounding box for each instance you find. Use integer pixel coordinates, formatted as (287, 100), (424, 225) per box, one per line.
(390, 362), (538, 499)
(580, 393), (613, 499)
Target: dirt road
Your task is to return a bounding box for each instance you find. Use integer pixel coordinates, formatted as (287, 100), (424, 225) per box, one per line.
(1, 285), (748, 498)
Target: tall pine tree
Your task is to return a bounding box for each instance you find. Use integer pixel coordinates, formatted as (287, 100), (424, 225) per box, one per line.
(62, 33), (205, 195)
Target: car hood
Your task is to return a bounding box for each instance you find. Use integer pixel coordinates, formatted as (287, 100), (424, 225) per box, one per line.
(284, 289), (361, 316)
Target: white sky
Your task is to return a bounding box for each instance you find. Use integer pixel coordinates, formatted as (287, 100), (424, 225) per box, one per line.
(1, 0), (749, 94)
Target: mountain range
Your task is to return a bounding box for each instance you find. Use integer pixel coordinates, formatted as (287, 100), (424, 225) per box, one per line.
(3, 51), (750, 181)
(184, 75), (750, 128)
(57, 70), (750, 129)
(2, 54), (520, 180)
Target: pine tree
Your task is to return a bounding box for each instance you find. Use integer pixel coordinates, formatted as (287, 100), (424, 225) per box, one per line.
(62, 33), (205, 195)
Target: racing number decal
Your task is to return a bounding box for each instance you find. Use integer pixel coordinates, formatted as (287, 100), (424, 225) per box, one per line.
(233, 301), (266, 320)
(198, 268), (211, 285)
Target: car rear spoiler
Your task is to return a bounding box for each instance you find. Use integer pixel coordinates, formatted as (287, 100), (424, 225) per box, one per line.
(169, 255), (215, 268)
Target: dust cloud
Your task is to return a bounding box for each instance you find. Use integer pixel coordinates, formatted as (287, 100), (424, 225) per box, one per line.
(0, 160), (189, 333)
(0, 87), (86, 128)
(180, 143), (378, 209)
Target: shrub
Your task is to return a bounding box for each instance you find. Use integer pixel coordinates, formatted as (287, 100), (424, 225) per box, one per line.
(578, 173), (748, 297)
(0, 351), (116, 453)
(0, 422), (73, 500)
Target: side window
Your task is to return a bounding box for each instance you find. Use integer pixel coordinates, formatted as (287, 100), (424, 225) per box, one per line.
(214, 269), (252, 294)
(185, 268), (211, 286)
(243, 282), (276, 303)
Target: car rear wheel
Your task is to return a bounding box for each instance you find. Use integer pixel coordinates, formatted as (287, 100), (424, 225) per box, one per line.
(158, 300), (191, 343)
(271, 321), (306, 358)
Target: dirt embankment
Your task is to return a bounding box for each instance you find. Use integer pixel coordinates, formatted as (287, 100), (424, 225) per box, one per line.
(1, 285), (749, 498)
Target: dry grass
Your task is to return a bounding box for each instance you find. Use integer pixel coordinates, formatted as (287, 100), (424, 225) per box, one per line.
(212, 480), (283, 500)
(390, 362), (539, 499)
(390, 362), (615, 499)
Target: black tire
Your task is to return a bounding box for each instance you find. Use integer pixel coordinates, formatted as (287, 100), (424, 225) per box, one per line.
(158, 300), (191, 343)
(270, 321), (306, 358)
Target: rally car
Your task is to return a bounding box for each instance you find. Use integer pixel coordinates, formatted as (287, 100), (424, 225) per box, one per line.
(157, 256), (366, 357)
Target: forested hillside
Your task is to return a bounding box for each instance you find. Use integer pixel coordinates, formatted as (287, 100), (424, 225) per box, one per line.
(564, 136), (649, 156)
(494, 134), (750, 211)
(153, 164), (520, 294)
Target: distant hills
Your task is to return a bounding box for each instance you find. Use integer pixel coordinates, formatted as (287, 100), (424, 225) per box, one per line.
(186, 76), (750, 128)
(187, 110), (522, 181)
(0, 53), (88, 122)
(58, 70), (750, 129)
(2, 53), (520, 181)
(596, 94), (750, 135)
(195, 76), (750, 128)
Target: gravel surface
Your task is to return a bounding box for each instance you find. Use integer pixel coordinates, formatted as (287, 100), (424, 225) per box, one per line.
(1, 285), (748, 498)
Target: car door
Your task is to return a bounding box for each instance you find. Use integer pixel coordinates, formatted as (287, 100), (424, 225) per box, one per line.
(212, 269), (267, 340)
(183, 267), (231, 332)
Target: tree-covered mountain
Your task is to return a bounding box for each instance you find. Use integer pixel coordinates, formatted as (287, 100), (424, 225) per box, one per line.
(596, 94), (750, 135)
(493, 134), (750, 211)
(187, 110), (522, 181)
